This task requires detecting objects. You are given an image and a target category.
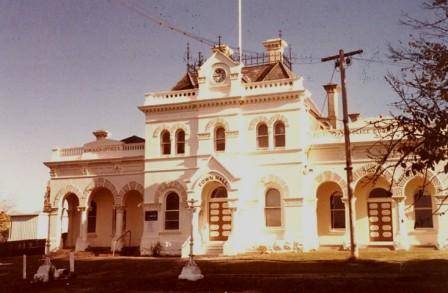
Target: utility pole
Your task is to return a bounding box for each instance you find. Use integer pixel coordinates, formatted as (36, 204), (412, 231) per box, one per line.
(321, 49), (363, 260)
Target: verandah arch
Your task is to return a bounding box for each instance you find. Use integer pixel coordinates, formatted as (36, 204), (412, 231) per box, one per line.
(83, 177), (119, 207)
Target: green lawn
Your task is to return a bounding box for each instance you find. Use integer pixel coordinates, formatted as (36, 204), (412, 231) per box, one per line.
(1, 249), (448, 292)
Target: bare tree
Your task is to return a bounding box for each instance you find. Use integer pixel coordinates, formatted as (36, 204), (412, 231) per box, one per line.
(370, 0), (448, 190)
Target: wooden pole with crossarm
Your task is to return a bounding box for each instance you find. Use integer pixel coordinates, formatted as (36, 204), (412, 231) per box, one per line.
(321, 49), (363, 260)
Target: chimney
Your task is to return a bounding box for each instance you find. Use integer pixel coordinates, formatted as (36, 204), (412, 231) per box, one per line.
(323, 83), (339, 129)
(262, 38), (288, 63)
(93, 130), (109, 140)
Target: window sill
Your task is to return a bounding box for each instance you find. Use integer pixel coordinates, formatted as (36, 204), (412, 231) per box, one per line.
(329, 229), (345, 234)
(411, 228), (436, 234)
(159, 230), (182, 235)
(273, 146), (286, 151)
(265, 227), (285, 232)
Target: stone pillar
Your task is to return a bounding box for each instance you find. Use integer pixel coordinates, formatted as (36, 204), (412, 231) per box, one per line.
(302, 198), (319, 251)
(342, 197), (357, 249)
(435, 195), (448, 249)
(112, 206), (125, 252)
(48, 209), (60, 251)
(75, 207), (89, 251)
(392, 197), (410, 250)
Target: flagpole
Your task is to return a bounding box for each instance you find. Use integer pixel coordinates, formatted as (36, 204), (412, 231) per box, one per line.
(238, 0), (242, 61)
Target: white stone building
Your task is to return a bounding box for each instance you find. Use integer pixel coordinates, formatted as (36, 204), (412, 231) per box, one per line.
(44, 38), (448, 256)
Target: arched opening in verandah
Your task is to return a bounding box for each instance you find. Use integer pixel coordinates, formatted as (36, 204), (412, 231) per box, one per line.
(60, 193), (80, 249)
(316, 182), (345, 246)
(122, 190), (144, 247)
(87, 187), (115, 248)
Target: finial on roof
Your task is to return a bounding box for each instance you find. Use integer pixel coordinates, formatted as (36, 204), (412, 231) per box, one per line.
(93, 130), (109, 140)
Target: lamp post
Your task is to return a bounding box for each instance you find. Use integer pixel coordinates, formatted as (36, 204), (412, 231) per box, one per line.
(178, 198), (204, 281)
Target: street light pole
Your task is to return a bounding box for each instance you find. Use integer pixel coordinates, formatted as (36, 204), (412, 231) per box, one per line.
(178, 198), (204, 281)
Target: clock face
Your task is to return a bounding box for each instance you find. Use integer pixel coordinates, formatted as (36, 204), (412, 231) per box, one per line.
(212, 68), (226, 83)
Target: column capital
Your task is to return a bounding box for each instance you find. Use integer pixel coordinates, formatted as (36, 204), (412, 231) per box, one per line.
(392, 196), (406, 202)
(114, 206), (125, 212)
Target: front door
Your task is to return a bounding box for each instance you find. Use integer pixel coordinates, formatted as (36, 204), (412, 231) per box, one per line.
(368, 201), (393, 241)
(208, 201), (232, 241)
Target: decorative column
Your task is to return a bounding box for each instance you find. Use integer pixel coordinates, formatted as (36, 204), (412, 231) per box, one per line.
(46, 208), (59, 252)
(302, 198), (319, 251)
(435, 195), (448, 249)
(111, 206), (125, 252)
(75, 207), (88, 251)
(393, 196), (410, 250)
(342, 197), (357, 249)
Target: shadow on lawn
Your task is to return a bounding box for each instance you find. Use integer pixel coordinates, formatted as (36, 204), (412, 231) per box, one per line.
(2, 254), (448, 292)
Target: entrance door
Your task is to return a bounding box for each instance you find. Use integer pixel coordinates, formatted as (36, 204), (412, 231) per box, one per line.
(208, 202), (232, 241)
(208, 186), (232, 241)
(368, 201), (393, 241)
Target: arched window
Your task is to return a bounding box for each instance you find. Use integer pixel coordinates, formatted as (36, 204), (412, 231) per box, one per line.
(87, 201), (97, 233)
(165, 192), (180, 230)
(330, 192), (345, 229)
(176, 129), (185, 154)
(414, 190), (433, 228)
(265, 188), (281, 227)
(215, 127), (226, 151)
(211, 186), (227, 198)
(257, 123), (269, 148)
(161, 130), (171, 155)
(369, 188), (392, 198)
(274, 121), (285, 147)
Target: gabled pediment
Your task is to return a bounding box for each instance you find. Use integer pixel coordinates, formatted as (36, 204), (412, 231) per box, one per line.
(206, 155), (239, 182)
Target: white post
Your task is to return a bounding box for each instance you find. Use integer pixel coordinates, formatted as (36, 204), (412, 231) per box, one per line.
(69, 252), (75, 273)
(22, 254), (26, 280)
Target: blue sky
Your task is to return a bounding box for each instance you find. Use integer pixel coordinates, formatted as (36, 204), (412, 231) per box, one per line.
(0, 0), (422, 211)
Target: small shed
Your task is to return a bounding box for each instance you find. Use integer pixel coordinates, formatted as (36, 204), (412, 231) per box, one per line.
(8, 212), (48, 241)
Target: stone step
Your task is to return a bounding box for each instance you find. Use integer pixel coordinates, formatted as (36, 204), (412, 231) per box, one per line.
(206, 241), (224, 256)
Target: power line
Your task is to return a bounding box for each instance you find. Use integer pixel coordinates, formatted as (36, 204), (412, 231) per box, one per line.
(353, 57), (410, 67)
(113, 0), (261, 55)
(113, 1), (410, 69)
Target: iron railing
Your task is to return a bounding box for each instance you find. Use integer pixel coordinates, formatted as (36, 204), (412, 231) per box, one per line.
(112, 230), (131, 256)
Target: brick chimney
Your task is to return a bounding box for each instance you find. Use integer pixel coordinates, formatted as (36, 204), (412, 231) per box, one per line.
(262, 38), (288, 63)
(323, 83), (340, 129)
